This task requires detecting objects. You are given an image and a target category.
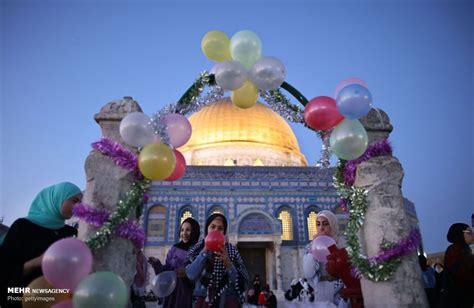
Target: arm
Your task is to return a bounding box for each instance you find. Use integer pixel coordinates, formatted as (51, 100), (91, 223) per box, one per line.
(185, 250), (211, 281)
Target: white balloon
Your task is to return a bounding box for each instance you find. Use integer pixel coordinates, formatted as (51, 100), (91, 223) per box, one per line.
(119, 112), (156, 148)
(152, 271), (177, 298)
(214, 60), (248, 91)
(250, 56), (286, 90)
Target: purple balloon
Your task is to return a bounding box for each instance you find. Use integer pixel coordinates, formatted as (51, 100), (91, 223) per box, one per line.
(162, 113), (192, 148)
(334, 77), (368, 98)
(42, 238), (93, 289)
(311, 235), (336, 263)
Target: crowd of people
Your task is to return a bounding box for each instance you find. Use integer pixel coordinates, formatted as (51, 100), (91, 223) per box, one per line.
(0, 181), (473, 308)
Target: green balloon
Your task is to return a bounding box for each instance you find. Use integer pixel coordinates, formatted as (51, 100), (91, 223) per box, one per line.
(230, 30), (262, 70)
(73, 271), (128, 308)
(330, 119), (368, 160)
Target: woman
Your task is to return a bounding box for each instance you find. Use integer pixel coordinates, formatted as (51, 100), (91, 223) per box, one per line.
(148, 217), (200, 308)
(440, 223), (474, 307)
(0, 182), (82, 307)
(303, 210), (346, 308)
(186, 213), (249, 308)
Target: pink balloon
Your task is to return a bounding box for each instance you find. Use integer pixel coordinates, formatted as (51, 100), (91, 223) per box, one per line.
(311, 235), (336, 263)
(334, 77), (368, 98)
(162, 113), (192, 148)
(165, 149), (186, 181)
(42, 238), (93, 289)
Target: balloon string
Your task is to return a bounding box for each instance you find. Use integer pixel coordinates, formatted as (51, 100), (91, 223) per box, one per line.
(280, 81), (309, 106)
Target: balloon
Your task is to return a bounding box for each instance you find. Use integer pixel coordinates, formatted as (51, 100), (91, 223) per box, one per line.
(151, 271), (177, 298)
(336, 84), (372, 119)
(73, 271), (128, 308)
(22, 276), (72, 308)
(165, 150), (186, 181)
(42, 238), (93, 289)
(230, 30), (262, 69)
(311, 235), (336, 263)
(138, 143), (176, 180)
(119, 112), (156, 148)
(205, 230), (225, 252)
(330, 119), (368, 160)
(249, 56), (285, 90)
(334, 77), (368, 98)
(304, 96), (344, 130)
(162, 113), (192, 148)
(214, 60), (248, 91)
(231, 80), (258, 109)
(201, 30), (231, 62)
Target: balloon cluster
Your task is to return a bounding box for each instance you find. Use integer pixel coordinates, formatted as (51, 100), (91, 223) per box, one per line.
(22, 238), (128, 308)
(202, 30), (286, 109)
(304, 77), (372, 160)
(119, 111), (191, 181)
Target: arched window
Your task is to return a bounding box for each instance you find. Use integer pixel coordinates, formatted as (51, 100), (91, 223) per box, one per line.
(147, 205), (166, 241)
(180, 210), (193, 224)
(253, 159), (264, 166)
(307, 210), (318, 240)
(224, 159), (235, 166)
(278, 209), (293, 241)
(208, 206), (224, 216)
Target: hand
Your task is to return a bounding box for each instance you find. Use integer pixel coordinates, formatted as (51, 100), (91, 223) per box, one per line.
(175, 268), (186, 278)
(214, 246), (231, 269)
(148, 257), (158, 265)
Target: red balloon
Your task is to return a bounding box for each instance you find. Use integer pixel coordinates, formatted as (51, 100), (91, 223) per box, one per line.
(165, 150), (186, 181)
(205, 231), (225, 252)
(304, 96), (344, 130)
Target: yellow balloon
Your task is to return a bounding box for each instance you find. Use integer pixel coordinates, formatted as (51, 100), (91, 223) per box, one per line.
(139, 143), (176, 181)
(22, 276), (72, 308)
(201, 30), (231, 62)
(231, 80), (258, 109)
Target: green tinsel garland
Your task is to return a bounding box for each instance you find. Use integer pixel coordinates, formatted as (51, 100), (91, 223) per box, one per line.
(334, 161), (401, 282)
(86, 179), (151, 251)
(176, 71), (215, 111)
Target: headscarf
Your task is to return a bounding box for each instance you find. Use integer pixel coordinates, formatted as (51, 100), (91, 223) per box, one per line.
(318, 210), (339, 240)
(187, 213), (249, 306)
(26, 182), (81, 230)
(447, 223), (469, 244)
(174, 217), (201, 251)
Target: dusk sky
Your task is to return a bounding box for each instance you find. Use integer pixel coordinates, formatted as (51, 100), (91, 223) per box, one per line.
(1, 0), (472, 253)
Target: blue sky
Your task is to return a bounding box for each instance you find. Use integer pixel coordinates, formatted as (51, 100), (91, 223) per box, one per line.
(1, 0), (472, 253)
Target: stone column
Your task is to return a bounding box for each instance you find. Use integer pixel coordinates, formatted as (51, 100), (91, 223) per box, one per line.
(79, 97), (143, 287)
(274, 240), (283, 291)
(355, 109), (428, 307)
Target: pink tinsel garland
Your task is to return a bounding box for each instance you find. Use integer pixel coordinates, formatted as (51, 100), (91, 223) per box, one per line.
(91, 138), (142, 179)
(73, 203), (145, 248)
(368, 228), (421, 264)
(343, 139), (392, 186)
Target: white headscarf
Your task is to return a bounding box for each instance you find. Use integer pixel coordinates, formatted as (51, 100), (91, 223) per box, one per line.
(317, 210), (340, 243)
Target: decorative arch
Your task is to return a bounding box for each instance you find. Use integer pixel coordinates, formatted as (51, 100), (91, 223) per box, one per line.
(146, 205), (167, 244)
(238, 212), (274, 235)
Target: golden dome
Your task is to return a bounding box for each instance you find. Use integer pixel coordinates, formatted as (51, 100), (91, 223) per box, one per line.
(179, 98), (307, 166)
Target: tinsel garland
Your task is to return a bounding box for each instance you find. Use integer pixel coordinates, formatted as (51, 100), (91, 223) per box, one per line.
(84, 179), (150, 251)
(334, 141), (421, 281)
(73, 203), (145, 248)
(91, 138), (141, 179)
(343, 139), (392, 186)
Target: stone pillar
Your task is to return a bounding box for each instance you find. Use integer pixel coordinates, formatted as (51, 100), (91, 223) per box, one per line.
(79, 97), (143, 287)
(355, 109), (428, 307)
(274, 240), (283, 291)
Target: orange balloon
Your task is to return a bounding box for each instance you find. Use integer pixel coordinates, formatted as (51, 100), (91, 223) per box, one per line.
(138, 143), (176, 180)
(22, 276), (72, 308)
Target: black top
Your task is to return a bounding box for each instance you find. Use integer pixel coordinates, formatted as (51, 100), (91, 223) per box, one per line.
(0, 218), (76, 306)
